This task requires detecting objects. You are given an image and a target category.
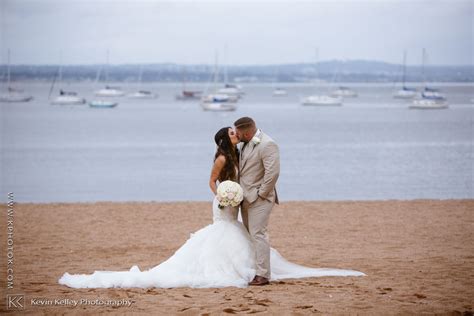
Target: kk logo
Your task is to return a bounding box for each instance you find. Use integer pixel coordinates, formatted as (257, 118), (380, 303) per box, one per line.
(7, 294), (24, 310)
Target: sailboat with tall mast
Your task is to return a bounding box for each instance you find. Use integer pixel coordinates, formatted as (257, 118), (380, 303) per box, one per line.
(301, 48), (342, 106)
(0, 49), (33, 103)
(216, 45), (244, 98)
(50, 54), (86, 105)
(393, 51), (417, 99)
(200, 51), (237, 111)
(175, 66), (202, 100)
(410, 48), (448, 109)
(94, 50), (125, 97)
(127, 65), (157, 99)
(272, 66), (287, 96)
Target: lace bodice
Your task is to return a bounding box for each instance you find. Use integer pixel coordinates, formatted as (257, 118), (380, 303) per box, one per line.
(212, 196), (239, 223)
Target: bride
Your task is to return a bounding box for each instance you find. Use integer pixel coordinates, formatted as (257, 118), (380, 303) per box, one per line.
(59, 127), (365, 289)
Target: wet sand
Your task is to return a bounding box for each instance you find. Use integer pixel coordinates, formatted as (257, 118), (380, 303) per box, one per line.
(1, 199), (473, 315)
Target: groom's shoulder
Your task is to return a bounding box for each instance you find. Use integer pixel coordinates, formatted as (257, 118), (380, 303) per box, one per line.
(260, 133), (279, 152)
(261, 132), (277, 145)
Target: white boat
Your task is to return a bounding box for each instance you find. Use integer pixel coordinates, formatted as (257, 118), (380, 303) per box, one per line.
(0, 49), (33, 103)
(422, 87), (444, 99)
(301, 48), (343, 106)
(394, 86), (417, 99)
(127, 65), (157, 99)
(217, 84), (244, 98)
(410, 98), (448, 109)
(95, 86), (125, 97)
(94, 50), (124, 97)
(127, 90), (157, 99)
(49, 59), (86, 105)
(89, 100), (118, 108)
(200, 102), (237, 111)
(393, 52), (417, 99)
(200, 51), (239, 112)
(273, 87), (287, 96)
(301, 95), (342, 106)
(0, 88), (33, 102)
(201, 93), (239, 103)
(331, 86), (358, 97)
(409, 49), (448, 109)
(51, 90), (85, 105)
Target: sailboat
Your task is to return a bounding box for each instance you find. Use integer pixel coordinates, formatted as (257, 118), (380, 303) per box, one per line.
(410, 48), (448, 109)
(127, 65), (157, 99)
(301, 49), (342, 106)
(50, 56), (86, 105)
(89, 53), (119, 108)
(175, 66), (202, 100)
(393, 51), (417, 99)
(0, 49), (33, 103)
(216, 45), (244, 99)
(331, 86), (358, 98)
(200, 52), (237, 111)
(272, 67), (287, 97)
(94, 50), (124, 97)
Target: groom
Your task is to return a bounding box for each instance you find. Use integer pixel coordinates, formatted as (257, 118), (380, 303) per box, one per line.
(234, 117), (280, 286)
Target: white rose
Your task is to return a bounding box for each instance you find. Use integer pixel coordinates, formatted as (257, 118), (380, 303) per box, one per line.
(252, 136), (261, 145)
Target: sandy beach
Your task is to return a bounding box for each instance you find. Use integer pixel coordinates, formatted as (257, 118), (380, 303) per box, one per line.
(1, 199), (473, 315)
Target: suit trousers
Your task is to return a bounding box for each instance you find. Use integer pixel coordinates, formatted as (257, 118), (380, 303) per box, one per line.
(241, 197), (274, 279)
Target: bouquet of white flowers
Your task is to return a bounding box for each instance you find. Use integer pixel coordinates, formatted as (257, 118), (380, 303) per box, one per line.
(216, 180), (244, 208)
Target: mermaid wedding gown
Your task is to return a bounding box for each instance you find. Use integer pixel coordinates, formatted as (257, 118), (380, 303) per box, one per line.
(59, 197), (365, 289)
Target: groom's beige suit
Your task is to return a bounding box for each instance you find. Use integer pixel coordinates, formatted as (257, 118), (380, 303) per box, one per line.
(239, 129), (280, 279)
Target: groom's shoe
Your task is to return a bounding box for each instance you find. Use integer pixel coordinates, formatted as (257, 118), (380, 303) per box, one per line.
(249, 276), (269, 286)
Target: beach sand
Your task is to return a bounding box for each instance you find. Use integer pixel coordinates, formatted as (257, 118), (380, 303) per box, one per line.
(1, 199), (473, 315)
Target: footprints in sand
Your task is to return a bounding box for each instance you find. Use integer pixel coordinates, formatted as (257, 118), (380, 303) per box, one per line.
(376, 286), (393, 295)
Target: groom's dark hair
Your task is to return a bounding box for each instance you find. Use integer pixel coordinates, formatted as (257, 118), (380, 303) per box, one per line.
(234, 117), (256, 130)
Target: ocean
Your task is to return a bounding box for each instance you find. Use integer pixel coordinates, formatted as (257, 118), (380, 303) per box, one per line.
(1, 82), (472, 202)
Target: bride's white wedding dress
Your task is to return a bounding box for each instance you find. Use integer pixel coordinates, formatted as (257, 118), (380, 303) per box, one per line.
(59, 197), (365, 289)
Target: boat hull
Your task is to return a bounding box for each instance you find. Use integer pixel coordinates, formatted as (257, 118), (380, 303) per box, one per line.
(410, 99), (448, 109)
(51, 96), (86, 105)
(301, 95), (343, 106)
(89, 100), (118, 108)
(0, 94), (33, 102)
(200, 102), (237, 111)
(95, 89), (125, 97)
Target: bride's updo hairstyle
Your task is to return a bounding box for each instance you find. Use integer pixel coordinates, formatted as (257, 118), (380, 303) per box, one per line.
(214, 127), (239, 182)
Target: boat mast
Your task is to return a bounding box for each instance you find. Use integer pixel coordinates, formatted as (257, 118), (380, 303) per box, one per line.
(314, 47), (319, 93)
(181, 66), (187, 91)
(213, 50), (219, 91)
(105, 49), (110, 84)
(402, 50), (407, 88)
(421, 48), (426, 88)
(224, 44), (228, 85)
(7, 48), (10, 88)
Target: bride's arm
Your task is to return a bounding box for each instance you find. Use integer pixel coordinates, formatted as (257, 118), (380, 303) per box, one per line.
(209, 155), (226, 195)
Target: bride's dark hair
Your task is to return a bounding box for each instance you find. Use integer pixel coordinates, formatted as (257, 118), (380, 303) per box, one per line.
(214, 127), (239, 182)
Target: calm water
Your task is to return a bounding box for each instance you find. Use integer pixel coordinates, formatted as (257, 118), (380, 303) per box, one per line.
(1, 82), (473, 202)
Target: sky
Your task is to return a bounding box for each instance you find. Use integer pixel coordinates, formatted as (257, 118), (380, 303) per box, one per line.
(0, 0), (472, 66)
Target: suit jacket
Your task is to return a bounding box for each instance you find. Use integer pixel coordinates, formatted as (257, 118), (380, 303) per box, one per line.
(239, 130), (280, 205)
